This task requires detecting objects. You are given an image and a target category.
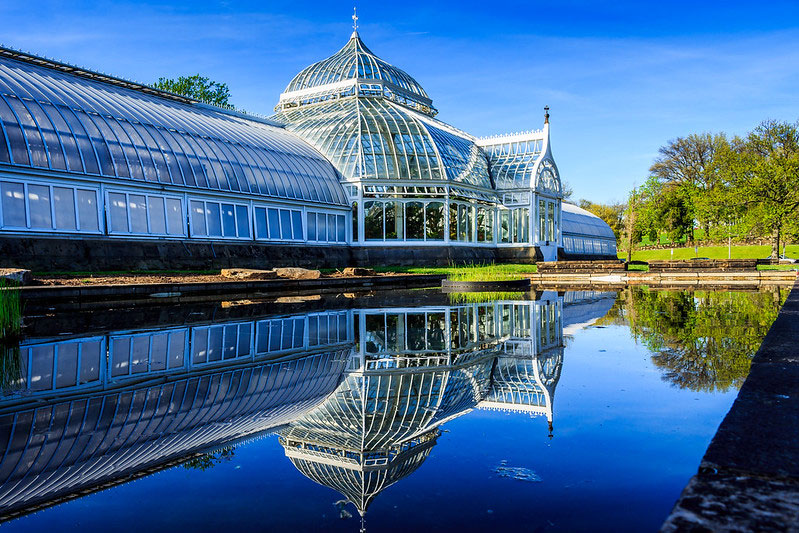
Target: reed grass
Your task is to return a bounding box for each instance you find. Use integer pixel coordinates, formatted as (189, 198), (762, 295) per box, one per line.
(445, 262), (527, 282)
(0, 279), (22, 340)
(448, 291), (525, 304)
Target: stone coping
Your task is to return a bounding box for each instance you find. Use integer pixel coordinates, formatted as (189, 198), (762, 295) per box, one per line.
(661, 278), (799, 531)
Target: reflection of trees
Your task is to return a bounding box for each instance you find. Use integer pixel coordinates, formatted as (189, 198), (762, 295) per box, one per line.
(603, 287), (786, 392)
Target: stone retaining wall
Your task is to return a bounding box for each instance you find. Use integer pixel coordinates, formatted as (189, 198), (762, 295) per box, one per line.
(661, 278), (799, 531)
(0, 235), (552, 271)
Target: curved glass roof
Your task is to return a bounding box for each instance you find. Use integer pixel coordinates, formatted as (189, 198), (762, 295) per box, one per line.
(273, 98), (493, 189)
(284, 32), (429, 101)
(562, 202), (617, 240)
(0, 53), (348, 206)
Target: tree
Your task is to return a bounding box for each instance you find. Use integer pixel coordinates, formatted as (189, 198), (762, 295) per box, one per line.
(578, 199), (625, 243)
(718, 120), (799, 259)
(649, 133), (726, 241)
(154, 74), (232, 107)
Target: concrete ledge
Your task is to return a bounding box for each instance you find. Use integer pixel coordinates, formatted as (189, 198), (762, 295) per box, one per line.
(661, 278), (799, 532)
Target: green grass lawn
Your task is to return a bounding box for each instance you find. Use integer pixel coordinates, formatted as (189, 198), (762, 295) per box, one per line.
(373, 263), (537, 278)
(619, 244), (799, 262)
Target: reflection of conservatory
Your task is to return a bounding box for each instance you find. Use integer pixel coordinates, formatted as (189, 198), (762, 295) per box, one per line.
(0, 291), (627, 522)
(278, 298), (564, 515)
(0, 26), (616, 267)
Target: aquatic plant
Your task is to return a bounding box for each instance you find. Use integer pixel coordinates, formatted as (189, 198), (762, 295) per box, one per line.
(448, 291), (525, 304)
(446, 262), (528, 283)
(0, 279), (22, 340)
(0, 342), (22, 393)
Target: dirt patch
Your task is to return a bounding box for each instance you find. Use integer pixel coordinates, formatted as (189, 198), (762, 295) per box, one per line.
(34, 270), (410, 286)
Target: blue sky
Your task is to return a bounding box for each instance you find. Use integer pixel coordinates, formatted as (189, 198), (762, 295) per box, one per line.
(2, 0), (797, 203)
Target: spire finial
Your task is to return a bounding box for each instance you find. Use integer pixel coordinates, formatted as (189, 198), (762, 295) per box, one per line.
(352, 7), (359, 32)
(544, 105), (550, 125)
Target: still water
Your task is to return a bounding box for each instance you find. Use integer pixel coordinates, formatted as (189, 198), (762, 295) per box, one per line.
(0, 287), (786, 532)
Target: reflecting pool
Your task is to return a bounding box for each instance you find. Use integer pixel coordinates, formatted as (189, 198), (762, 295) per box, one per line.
(0, 287), (787, 532)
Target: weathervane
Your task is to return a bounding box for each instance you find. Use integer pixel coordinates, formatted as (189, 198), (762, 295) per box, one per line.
(352, 7), (359, 32)
(544, 105), (550, 124)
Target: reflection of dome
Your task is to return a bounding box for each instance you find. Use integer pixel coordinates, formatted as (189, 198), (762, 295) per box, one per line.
(281, 430), (438, 515)
(279, 356), (493, 514)
(478, 348), (563, 420)
(284, 32), (430, 102)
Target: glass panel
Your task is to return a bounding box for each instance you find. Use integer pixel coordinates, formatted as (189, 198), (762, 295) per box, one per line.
(458, 204), (467, 241)
(236, 205), (250, 238)
(280, 209), (292, 240)
(207, 327), (223, 362)
(385, 201), (400, 239)
(521, 207), (529, 243)
(148, 196), (167, 234)
(109, 192), (128, 233)
(166, 198), (184, 235)
(79, 341), (101, 384)
(405, 201), (424, 240)
(128, 194), (147, 234)
(425, 202), (444, 240)
(30, 345), (55, 391)
(364, 201), (383, 240)
(267, 208), (280, 239)
(55, 343), (78, 388)
(221, 203), (236, 237)
(538, 199), (546, 242)
(548, 202), (555, 241)
(337, 214), (346, 242)
(190, 200), (206, 236)
(168, 331), (186, 369)
(28, 184), (51, 229)
(352, 202), (358, 242)
(112, 337), (131, 375)
(0, 97), (30, 165)
(255, 207), (268, 239)
(327, 214), (336, 241)
(150, 333), (168, 371)
(317, 212), (327, 242)
(449, 203), (458, 241)
(292, 210), (303, 240)
(53, 187), (76, 230)
(501, 211), (510, 243)
(206, 202), (222, 237)
(192, 329), (208, 364)
(307, 211), (316, 241)
(77, 189), (99, 231)
(130, 336), (149, 373)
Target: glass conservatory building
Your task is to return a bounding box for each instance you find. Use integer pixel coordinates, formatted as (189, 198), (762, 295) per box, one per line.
(0, 32), (617, 269)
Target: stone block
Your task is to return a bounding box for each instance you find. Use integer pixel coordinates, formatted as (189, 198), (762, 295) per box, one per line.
(0, 268), (32, 285)
(342, 267), (377, 276)
(275, 267), (321, 280)
(221, 268), (277, 280)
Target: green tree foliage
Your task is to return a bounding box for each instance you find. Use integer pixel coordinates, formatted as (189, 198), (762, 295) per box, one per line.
(596, 287), (786, 391)
(717, 120), (799, 258)
(620, 287), (786, 392)
(578, 199), (625, 243)
(182, 446), (236, 471)
(153, 75), (232, 107)
(630, 121), (799, 256)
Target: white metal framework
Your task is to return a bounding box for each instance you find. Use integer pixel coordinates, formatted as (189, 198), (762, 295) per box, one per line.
(0, 32), (617, 258)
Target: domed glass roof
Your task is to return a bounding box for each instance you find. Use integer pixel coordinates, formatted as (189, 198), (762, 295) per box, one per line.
(283, 32), (430, 100)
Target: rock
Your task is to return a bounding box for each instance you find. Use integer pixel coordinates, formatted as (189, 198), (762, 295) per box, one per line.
(342, 267), (377, 276)
(0, 268), (32, 285)
(220, 268), (277, 280)
(274, 267), (321, 280)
